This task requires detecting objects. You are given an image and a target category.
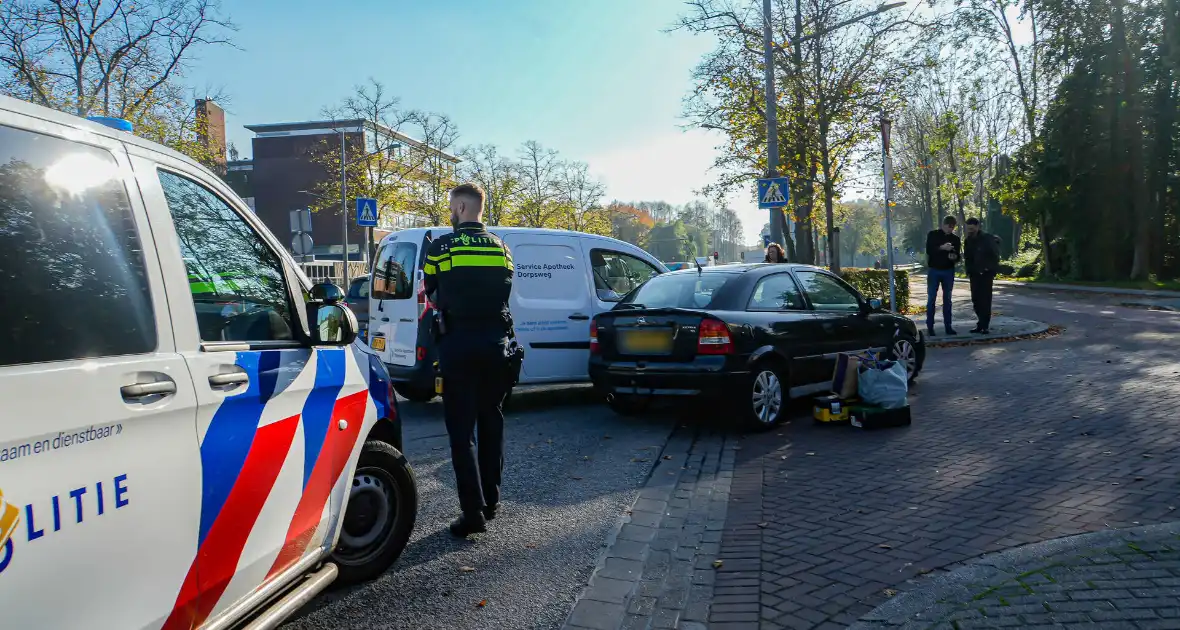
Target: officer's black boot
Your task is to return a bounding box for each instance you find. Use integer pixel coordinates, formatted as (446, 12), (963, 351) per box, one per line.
(449, 512), (487, 538)
(482, 503), (499, 521)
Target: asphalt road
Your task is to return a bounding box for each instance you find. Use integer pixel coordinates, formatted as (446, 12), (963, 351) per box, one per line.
(282, 386), (676, 630)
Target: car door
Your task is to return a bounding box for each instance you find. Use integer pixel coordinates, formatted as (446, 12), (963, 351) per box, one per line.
(135, 158), (368, 629)
(0, 121), (201, 630)
(794, 270), (889, 370)
(370, 237), (420, 367)
(501, 232), (593, 381)
(744, 272), (829, 387)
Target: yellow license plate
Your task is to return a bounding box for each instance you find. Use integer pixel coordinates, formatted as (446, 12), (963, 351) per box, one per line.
(370, 336), (386, 351)
(620, 330), (673, 354)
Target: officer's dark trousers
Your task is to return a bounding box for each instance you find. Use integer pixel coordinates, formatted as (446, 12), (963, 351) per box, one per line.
(969, 273), (995, 330)
(438, 332), (510, 516)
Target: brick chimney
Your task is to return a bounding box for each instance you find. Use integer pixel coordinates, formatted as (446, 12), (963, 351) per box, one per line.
(196, 99), (227, 175)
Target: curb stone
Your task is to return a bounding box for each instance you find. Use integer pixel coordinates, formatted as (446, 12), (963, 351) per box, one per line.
(562, 425), (733, 630)
(850, 521), (1180, 629)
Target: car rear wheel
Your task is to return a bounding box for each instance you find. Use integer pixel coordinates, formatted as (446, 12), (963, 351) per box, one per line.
(888, 334), (923, 384)
(332, 441), (418, 585)
(394, 383), (436, 403)
(745, 364), (787, 430)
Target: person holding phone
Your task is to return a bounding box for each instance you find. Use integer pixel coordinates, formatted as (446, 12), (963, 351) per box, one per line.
(925, 216), (961, 336)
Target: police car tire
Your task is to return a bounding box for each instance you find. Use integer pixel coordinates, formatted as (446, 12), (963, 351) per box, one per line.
(332, 441), (418, 585)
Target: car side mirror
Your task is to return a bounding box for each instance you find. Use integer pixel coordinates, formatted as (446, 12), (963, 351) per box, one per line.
(310, 302), (358, 346)
(868, 298), (882, 310)
(311, 282), (345, 303)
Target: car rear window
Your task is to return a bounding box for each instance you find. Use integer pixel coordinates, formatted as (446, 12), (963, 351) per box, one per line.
(620, 273), (733, 309)
(348, 278), (369, 299)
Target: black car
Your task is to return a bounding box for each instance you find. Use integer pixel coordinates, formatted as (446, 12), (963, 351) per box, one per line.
(588, 263), (924, 429)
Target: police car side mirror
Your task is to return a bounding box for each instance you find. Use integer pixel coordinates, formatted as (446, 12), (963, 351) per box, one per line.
(868, 298), (882, 310)
(311, 282), (345, 303)
(310, 302), (358, 346)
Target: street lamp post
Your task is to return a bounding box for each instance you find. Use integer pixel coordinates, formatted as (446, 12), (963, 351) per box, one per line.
(762, 0), (787, 250)
(881, 114), (898, 311)
(340, 130), (350, 287)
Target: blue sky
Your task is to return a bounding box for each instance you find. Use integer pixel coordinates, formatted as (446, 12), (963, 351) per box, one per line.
(186, 0), (768, 241)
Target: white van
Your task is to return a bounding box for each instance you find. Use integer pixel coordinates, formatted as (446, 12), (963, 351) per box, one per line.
(369, 227), (667, 401)
(0, 95), (416, 630)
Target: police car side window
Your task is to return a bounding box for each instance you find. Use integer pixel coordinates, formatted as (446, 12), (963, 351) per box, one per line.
(158, 171), (295, 342)
(0, 125), (156, 367)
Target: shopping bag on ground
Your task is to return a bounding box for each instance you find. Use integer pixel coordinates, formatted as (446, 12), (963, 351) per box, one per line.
(831, 351), (878, 399)
(857, 360), (909, 409)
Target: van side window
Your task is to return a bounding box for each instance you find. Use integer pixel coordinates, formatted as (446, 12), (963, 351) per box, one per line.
(157, 170), (295, 342)
(590, 249), (660, 301)
(0, 125), (155, 367)
(372, 242), (415, 300)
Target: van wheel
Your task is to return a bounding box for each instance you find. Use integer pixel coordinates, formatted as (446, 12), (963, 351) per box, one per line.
(744, 363), (788, 431)
(394, 383), (436, 403)
(332, 441), (418, 585)
(607, 394), (651, 416)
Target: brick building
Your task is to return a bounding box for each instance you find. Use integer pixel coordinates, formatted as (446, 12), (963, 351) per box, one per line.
(221, 119), (458, 262)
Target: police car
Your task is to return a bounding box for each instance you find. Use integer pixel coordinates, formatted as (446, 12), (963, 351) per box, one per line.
(0, 95), (417, 629)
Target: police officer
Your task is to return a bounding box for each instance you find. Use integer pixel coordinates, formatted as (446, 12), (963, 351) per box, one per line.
(423, 183), (516, 538)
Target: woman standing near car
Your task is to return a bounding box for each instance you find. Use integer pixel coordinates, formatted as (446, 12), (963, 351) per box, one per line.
(764, 242), (786, 263)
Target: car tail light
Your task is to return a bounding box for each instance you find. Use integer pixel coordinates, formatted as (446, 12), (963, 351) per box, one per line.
(589, 318), (600, 355)
(697, 318), (733, 355)
(417, 346), (426, 361)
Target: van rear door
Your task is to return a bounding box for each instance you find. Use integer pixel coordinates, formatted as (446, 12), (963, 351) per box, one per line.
(502, 232), (594, 381)
(370, 236), (420, 367)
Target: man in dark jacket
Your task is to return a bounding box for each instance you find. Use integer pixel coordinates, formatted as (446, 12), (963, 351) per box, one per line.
(925, 216), (961, 336)
(423, 182), (517, 537)
(963, 217), (1001, 334)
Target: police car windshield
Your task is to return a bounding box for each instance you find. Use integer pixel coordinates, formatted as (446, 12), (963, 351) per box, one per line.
(620, 272), (732, 310)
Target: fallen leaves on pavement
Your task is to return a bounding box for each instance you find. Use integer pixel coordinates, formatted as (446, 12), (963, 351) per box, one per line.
(712, 560), (724, 569)
(459, 566), (475, 573)
(476, 599), (488, 608)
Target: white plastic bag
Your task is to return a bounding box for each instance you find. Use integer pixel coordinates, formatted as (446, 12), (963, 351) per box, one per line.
(857, 360), (909, 409)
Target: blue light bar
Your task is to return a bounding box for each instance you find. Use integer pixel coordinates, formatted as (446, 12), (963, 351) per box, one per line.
(87, 116), (134, 133)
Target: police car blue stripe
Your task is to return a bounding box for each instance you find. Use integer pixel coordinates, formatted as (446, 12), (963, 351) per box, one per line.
(298, 349), (346, 489)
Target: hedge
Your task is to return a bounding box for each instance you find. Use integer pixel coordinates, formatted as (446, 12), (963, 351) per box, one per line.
(839, 268), (911, 312)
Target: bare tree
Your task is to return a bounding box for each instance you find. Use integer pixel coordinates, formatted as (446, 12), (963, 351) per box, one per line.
(514, 140), (564, 227)
(407, 111), (460, 224)
(557, 161), (608, 233)
(0, 0), (234, 118)
(459, 144), (522, 226)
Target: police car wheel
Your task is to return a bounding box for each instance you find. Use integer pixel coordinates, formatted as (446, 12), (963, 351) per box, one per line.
(332, 441), (418, 585)
(393, 383), (436, 403)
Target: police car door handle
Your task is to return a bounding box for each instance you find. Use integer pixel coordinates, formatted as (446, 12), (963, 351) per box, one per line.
(399, 318), (413, 323)
(209, 372), (249, 387)
(379, 317), (390, 322)
(120, 379), (177, 399)
(569, 313), (590, 320)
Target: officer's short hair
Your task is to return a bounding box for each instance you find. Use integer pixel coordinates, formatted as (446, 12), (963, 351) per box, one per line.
(450, 183), (485, 210)
(943, 215), (957, 228)
(965, 217), (980, 226)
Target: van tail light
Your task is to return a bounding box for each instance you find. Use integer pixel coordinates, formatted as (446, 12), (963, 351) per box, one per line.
(589, 318), (600, 355)
(417, 277), (433, 319)
(697, 318), (733, 355)
(417, 346), (426, 361)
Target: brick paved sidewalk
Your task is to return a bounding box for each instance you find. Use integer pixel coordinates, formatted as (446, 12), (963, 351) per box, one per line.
(562, 425), (734, 630)
(851, 521), (1180, 629)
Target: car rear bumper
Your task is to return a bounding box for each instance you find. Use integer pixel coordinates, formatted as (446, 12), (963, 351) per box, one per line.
(588, 357), (748, 397)
(384, 359), (435, 388)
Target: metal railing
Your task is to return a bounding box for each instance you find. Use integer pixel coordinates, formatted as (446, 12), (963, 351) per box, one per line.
(299, 261), (370, 287)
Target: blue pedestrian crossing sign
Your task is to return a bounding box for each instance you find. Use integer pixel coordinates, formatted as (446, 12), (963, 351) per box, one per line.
(756, 177), (790, 209)
(356, 197), (378, 227)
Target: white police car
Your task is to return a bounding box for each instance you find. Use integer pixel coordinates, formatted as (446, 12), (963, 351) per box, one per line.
(0, 95), (417, 629)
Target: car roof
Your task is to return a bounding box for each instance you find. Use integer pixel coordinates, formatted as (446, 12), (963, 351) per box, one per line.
(1, 94), (222, 179)
(660, 262), (825, 276)
(379, 225), (644, 251)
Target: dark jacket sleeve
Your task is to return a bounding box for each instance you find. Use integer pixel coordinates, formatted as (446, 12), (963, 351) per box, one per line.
(925, 230), (937, 259)
(982, 234), (1001, 273)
